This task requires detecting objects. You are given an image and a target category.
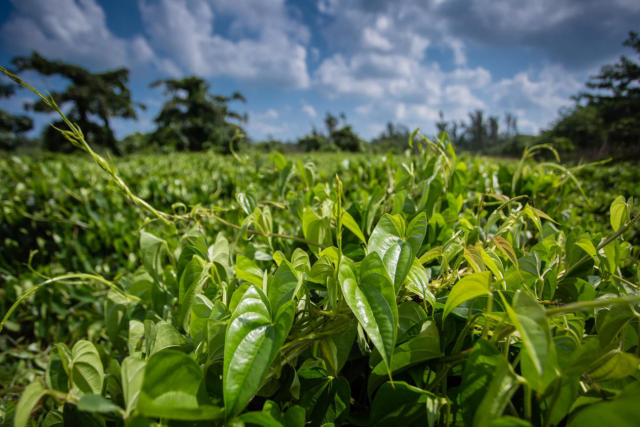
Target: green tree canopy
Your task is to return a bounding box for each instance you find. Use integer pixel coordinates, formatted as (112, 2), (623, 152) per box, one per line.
(11, 52), (142, 154)
(577, 31), (640, 150)
(150, 76), (247, 153)
(0, 81), (33, 151)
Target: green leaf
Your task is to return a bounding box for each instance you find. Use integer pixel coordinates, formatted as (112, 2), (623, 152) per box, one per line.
(461, 340), (519, 427)
(503, 290), (552, 377)
(382, 241), (413, 293)
(298, 368), (350, 427)
(567, 382), (640, 427)
(370, 382), (437, 426)
(443, 271), (492, 320)
(190, 294), (214, 345)
(404, 259), (436, 310)
(176, 245), (206, 283)
(46, 352), (69, 393)
(290, 248), (311, 277)
(268, 261), (298, 313)
(338, 254), (398, 378)
(368, 320), (442, 396)
(128, 319), (145, 355)
(341, 210), (366, 245)
(224, 286), (295, 419)
(369, 214), (405, 257)
(140, 230), (166, 283)
(596, 304), (636, 347)
(284, 406), (306, 427)
(237, 188), (258, 215)
(587, 350), (640, 382)
(576, 233), (597, 260)
(302, 207), (332, 255)
(236, 254), (265, 287)
(70, 340), (104, 396)
(179, 261), (212, 332)
(121, 356), (146, 416)
(494, 236), (519, 269)
(237, 411), (284, 427)
(138, 350), (223, 421)
(14, 382), (45, 427)
(77, 394), (120, 414)
(610, 196), (628, 232)
(320, 319), (358, 376)
(406, 212), (428, 255)
(149, 320), (189, 355)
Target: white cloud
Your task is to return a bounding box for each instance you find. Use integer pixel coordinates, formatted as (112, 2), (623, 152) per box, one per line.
(138, 0), (311, 88)
(0, 0), (160, 69)
(302, 103), (317, 118)
(362, 27), (393, 51)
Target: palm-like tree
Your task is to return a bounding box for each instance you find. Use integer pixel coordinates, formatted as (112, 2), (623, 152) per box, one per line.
(151, 76), (247, 152)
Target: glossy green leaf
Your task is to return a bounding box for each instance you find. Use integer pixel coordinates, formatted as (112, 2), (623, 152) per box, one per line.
(368, 320), (442, 396)
(404, 259), (436, 310)
(224, 286), (295, 419)
(138, 350), (223, 421)
(382, 241), (413, 293)
(369, 214), (405, 257)
(370, 381), (437, 426)
(461, 340), (519, 427)
(338, 254), (398, 377)
(504, 290), (552, 376)
(268, 260), (298, 312)
(406, 212), (428, 255)
(443, 271), (492, 320)
(341, 209), (366, 245)
(298, 368), (350, 427)
(236, 254), (264, 286)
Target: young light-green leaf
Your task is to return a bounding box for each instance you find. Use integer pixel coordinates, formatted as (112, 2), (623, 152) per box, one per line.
(443, 271), (492, 320)
(70, 340), (104, 397)
(610, 195), (628, 232)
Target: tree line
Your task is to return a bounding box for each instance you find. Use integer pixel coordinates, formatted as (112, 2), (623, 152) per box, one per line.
(1, 31), (639, 158)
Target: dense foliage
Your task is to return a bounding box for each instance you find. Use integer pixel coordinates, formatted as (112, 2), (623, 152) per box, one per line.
(149, 76), (247, 153)
(2, 71), (640, 427)
(11, 53), (143, 155)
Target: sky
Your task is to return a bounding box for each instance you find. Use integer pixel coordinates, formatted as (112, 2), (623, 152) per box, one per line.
(0, 0), (639, 142)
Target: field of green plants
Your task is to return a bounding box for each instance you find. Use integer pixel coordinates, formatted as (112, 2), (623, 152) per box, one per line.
(2, 73), (640, 427)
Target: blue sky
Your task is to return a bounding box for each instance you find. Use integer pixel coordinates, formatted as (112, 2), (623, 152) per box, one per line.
(1, 0), (639, 142)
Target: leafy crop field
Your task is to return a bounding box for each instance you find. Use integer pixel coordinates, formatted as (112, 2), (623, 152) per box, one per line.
(2, 74), (640, 427)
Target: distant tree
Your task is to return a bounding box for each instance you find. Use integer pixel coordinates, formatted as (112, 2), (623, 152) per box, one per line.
(0, 82), (33, 151)
(11, 52), (142, 154)
(324, 112), (339, 135)
(436, 111), (448, 134)
(540, 105), (604, 152)
(488, 115), (500, 145)
(577, 31), (640, 151)
(297, 134), (328, 152)
(331, 125), (362, 152)
(150, 76), (247, 153)
(464, 110), (489, 150)
(371, 122), (411, 153)
(503, 112), (518, 140)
